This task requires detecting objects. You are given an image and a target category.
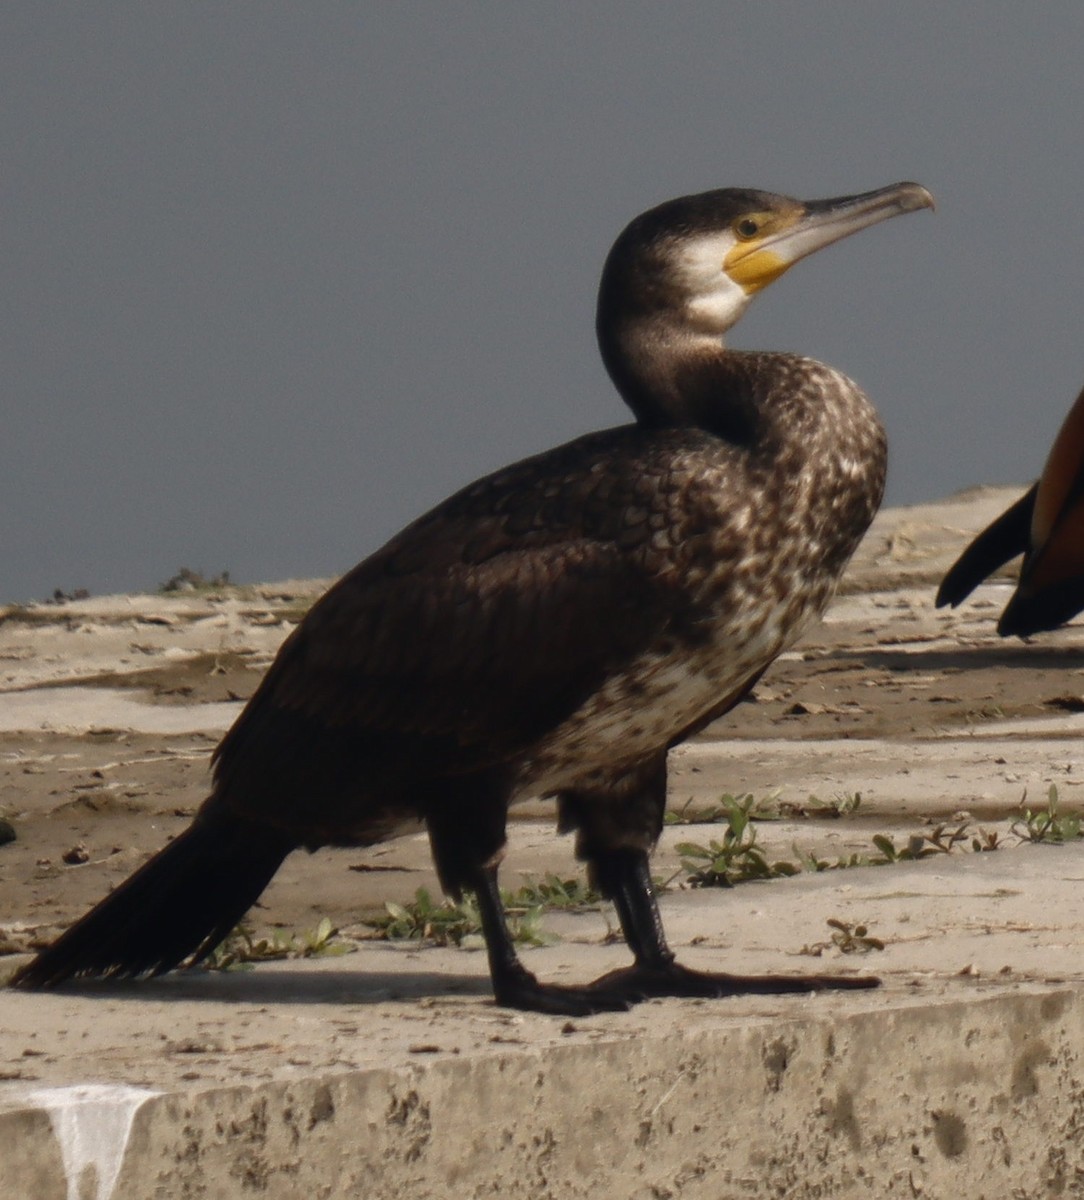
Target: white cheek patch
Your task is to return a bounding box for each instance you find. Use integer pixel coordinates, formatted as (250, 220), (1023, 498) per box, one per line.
(676, 231), (735, 287)
(676, 231), (753, 333)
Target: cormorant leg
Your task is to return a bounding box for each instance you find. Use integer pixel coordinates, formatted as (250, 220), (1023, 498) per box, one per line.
(425, 785), (630, 1015)
(586, 848), (880, 1000)
(470, 864), (630, 1016)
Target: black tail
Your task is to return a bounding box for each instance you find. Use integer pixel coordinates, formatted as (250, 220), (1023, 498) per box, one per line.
(936, 484), (1036, 609)
(10, 811), (295, 989)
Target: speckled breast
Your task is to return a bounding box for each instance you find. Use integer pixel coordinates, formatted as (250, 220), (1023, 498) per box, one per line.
(519, 355), (886, 797)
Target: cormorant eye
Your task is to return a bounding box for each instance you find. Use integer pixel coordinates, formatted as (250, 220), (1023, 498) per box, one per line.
(735, 217), (760, 240)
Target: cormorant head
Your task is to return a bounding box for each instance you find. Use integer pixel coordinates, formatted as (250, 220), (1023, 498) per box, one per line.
(598, 182), (934, 338)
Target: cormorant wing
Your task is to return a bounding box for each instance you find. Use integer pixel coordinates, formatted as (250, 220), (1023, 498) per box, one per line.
(212, 437), (700, 789)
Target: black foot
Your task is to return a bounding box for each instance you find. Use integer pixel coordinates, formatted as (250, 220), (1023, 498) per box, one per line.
(492, 966), (633, 1016)
(587, 960), (880, 1003)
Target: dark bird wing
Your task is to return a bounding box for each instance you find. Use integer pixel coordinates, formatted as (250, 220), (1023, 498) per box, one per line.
(936, 484), (1036, 609)
(210, 430), (703, 834)
(938, 384), (1084, 637)
(998, 385), (1084, 635)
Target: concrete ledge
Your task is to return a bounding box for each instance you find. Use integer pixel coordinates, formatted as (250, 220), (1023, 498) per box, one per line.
(1, 985), (1079, 1199)
(7, 839), (1084, 1199)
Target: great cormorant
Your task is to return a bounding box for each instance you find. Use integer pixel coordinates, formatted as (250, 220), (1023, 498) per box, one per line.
(12, 182), (933, 1013)
(938, 381), (1084, 636)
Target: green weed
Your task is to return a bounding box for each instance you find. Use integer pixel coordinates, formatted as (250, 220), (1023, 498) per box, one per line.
(370, 886), (550, 949)
(868, 822), (974, 863)
(666, 791), (769, 826)
(666, 790), (861, 825)
(801, 918), (885, 957)
(778, 792), (863, 820)
(508, 874), (601, 911)
(207, 917), (353, 970)
(675, 794), (802, 887)
(675, 779), (1083, 890)
(1012, 785), (1082, 844)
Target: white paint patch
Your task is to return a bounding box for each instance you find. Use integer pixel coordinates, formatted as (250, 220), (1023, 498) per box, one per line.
(26, 1084), (161, 1200)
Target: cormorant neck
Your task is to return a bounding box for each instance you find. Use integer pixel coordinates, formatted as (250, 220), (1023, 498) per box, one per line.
(597, 314), (760, 444)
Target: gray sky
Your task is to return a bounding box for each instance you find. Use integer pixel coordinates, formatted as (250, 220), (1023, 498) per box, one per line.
(5, 4), (1084, 602)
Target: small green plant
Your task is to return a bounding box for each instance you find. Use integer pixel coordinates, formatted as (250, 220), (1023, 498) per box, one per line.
(667, 790), (861, 825)
(206, 917), (352, 970)
(676, 794), (801, 887)
(370, 887), (550, 948)
(971, 827), (1002, 852)
(675, 783), (1082, 892)
(374, 888), (484, 946)
(509, 874), (601, 911)
(869, 822), (974, 863)
(792, 846), (872, 873)
(1012, 785), (1082, 844)
(867, 834), (914, 864)
(801, 918), (885, 956)
(779, 792), (863, 820)
(829, 919), (884, 954)
(666, 792), (763, 825)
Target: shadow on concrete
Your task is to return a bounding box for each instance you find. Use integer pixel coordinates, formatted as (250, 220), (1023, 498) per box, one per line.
(833, 643), (1084, 673)
(42, 965), (495, 1006)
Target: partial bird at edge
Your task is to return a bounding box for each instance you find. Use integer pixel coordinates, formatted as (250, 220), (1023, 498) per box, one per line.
(938, 382), (1084, 637)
